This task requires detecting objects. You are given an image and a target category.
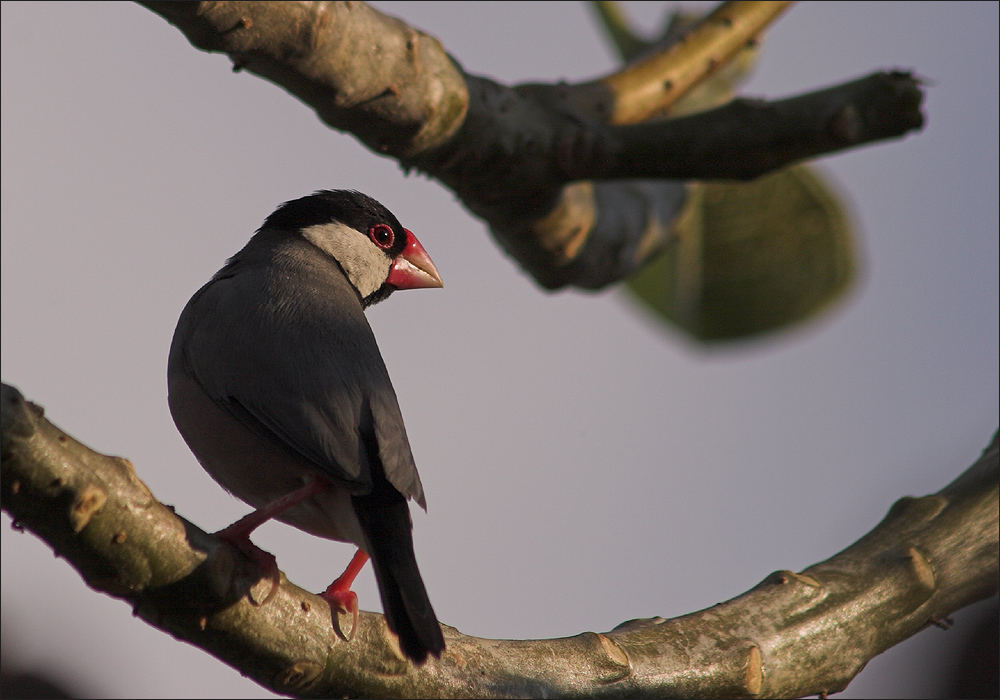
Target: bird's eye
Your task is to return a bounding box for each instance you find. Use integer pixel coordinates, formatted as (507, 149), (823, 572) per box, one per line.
(368, 223), (395, 250)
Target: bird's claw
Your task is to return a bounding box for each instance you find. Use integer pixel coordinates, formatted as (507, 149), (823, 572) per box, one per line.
(214, 530), (281, 605)
(321, 588), (359, 641)
(253, 551), (281, 606)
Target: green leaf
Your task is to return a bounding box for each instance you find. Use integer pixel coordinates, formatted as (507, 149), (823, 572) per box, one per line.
(624, 165), (856, 343)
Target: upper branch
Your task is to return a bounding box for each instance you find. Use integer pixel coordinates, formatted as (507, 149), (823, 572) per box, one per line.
(3, 383), (996, 698)
(138, 1), (924, 291)
(141, 1), (469, 157)
(582, 71), (925, 181)
(576, 1), (794, 125)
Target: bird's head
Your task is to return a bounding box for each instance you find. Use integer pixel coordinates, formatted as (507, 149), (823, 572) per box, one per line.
(261, 189), (443, 307)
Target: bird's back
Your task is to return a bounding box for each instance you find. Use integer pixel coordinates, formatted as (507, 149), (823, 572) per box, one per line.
(169, 232), (426, 508)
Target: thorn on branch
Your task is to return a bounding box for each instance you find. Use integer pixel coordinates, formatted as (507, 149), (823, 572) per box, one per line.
(69, 484), (107, 532)
(340, 86), (399, 110)
(744, 645), (763, 695)
(931, 616), (955, 630)
(274, 660), (323, 695)
(22, 396), (45, 417)
(404, 30), (422, 75)
(221, 16), (252, 34)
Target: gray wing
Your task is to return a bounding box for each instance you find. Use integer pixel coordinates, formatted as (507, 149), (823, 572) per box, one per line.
(174, 250), (426, 506)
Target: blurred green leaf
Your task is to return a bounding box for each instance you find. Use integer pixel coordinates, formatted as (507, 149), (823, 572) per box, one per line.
(594, 2), (858, 342)
(625, 165), (856, 342)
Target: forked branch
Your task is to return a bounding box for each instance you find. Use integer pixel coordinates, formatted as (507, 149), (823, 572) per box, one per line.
(138, 1), (924, 290)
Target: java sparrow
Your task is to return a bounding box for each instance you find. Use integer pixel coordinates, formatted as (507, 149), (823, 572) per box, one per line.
(167, 190), (445, 663)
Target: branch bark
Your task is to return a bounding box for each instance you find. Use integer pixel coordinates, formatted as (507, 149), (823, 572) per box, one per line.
(575, 1), (794, 124)
(137, 1), (924, 290)
(3, 382), (996, 698)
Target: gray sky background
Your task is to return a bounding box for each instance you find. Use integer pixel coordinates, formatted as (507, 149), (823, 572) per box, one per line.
(2, 2), (997, 698)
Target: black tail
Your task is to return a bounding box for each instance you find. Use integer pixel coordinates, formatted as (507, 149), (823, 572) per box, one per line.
(352, 492), (444, 664)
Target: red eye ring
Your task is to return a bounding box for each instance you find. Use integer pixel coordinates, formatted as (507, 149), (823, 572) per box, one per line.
(368, 223), (395, 250)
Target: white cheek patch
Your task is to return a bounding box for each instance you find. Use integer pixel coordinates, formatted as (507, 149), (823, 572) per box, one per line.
(301, 222), (391, 299)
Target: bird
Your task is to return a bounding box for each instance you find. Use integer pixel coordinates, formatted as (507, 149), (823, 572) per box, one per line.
(167, 189), (446, 663)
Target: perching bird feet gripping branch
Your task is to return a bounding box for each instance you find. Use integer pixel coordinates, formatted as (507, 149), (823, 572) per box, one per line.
(214, 476), (372, 640)
(321, 549), (371, 642)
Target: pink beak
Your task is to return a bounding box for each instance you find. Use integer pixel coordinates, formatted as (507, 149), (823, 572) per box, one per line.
(387, 229), (444, 290)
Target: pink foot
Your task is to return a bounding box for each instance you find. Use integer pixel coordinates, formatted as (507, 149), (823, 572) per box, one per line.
(319, 549), (370, 641)
(320, 586), (360, 640)
(214, 525), (281, 605)
(211, 480), (331, 605)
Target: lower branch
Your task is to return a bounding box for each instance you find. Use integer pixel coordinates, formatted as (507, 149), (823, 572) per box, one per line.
(2, 382), (996, 698)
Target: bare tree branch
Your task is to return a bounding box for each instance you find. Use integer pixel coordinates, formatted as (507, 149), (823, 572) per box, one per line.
(556, 71), (924, 181)
(3, 382), (995, 698)
(574, 1), (794, 124)
(137, 1), (924, 291)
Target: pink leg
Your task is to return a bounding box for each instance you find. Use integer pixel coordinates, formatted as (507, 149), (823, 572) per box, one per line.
(215, 478), (329, 605)
(319, 549), (370, 639)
